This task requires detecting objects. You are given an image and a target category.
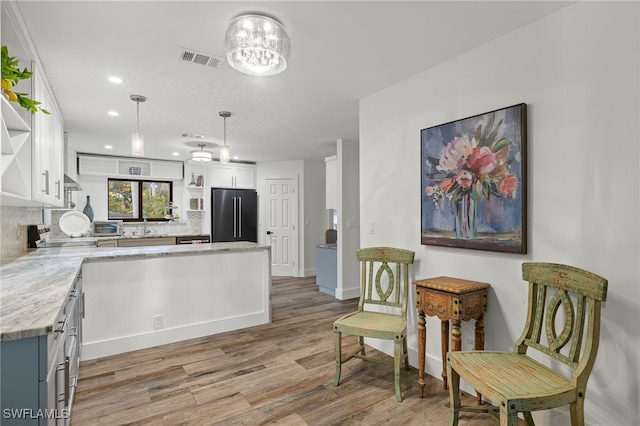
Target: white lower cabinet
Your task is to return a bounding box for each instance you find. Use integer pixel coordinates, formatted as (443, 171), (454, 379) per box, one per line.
(0, 274), (83, 425)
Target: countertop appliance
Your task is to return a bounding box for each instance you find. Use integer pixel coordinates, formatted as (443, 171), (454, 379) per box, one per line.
(93, 220), (124, 236)
(211, 188), (257, 243)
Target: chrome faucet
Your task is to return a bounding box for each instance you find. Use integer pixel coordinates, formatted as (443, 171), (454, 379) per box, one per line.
(143, 213), (149, 234)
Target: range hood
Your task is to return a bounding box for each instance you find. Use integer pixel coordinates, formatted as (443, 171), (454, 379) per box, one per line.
(64, 174), (82, 191)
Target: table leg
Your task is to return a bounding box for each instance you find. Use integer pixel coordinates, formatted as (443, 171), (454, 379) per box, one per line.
(474, 316), (485, 404)
(440, 319), (449, 389)
(474, 316), (485, 351)
(451, 318), (462, 352)
(417, 311), (426, 397)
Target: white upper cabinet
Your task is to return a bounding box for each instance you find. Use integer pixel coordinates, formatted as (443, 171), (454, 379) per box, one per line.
(66, 137), (78, 182)
(211, 162), (256, 189)
(31, 69), (64, 207)
(78, 155), (184, 180)
(1, 4), (64, 207)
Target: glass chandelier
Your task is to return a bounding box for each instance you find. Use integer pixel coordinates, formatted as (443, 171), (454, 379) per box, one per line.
(130, 95), (146, 156)
(225, 14), (290, 77)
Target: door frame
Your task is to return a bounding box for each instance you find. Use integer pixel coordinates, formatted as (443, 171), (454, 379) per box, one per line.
(263, 176), (299, 277)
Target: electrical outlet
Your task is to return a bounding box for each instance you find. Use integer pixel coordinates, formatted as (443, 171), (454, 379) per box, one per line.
(153, 314), (164, 330)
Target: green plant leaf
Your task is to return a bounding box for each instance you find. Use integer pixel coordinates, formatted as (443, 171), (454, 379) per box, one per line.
(491, 137), (512, 152)
(2, 45), (48, 114)
(484, 118), (503, 147)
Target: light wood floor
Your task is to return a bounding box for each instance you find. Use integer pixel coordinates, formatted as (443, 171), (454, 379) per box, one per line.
(71, 276), (500, 425)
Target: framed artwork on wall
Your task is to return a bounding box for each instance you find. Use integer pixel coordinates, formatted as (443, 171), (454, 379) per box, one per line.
(420, 103), (527, 253)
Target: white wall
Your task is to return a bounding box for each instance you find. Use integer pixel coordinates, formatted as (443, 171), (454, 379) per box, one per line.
(336, 139), (361, 299)
(359, 2), (639, 425)
(303, 159), (328, 276)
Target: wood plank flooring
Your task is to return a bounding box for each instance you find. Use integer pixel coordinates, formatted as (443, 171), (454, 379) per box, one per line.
(71, 276), (502, 425)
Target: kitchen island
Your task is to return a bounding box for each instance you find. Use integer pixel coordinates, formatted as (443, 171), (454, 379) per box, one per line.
(0, 242), (271, 359)
(1, 242), (270, 423)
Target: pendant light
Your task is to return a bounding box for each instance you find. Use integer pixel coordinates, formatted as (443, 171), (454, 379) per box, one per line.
(219, 111), (231, 164)
(130, 94), (146, 156)
(191, 143), (213, 162)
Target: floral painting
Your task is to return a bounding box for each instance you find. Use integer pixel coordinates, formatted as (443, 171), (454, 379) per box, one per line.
(421, 104), (527, 253)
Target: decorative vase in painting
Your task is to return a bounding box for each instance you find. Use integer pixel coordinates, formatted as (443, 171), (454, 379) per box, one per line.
(455, 194), (476, 239)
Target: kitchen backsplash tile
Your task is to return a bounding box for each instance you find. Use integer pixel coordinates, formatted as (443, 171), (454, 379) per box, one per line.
(49, 209), (204, 238)
(1, 206), (205, 261)
(1, 206), (43, 260)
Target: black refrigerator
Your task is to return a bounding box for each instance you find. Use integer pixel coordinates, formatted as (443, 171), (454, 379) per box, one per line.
(210, 188), (258, 243)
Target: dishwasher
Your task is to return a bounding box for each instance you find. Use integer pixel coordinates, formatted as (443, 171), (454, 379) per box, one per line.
(175, 235), (211, 244)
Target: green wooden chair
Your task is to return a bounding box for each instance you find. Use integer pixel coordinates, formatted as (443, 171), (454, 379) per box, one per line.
(447, 262), (608, 426)
(333, 247), (415, 402)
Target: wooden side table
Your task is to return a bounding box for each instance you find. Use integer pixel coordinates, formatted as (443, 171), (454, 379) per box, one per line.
(413, 276), (490, 400)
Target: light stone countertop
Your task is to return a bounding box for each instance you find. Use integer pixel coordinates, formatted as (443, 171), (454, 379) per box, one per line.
(0, 242), (269, 342)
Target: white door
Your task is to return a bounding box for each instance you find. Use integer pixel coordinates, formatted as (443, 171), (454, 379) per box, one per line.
(265, 178), (297, 276)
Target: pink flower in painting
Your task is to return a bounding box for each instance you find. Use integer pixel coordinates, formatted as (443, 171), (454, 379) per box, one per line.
(426, 112), (518, 206)
(437, 135), (475, 173)
(499, 173), (518, 197)
(454, 170), (473, 189)
(440, 177), (455, 192)
(467, 146), (497, 175)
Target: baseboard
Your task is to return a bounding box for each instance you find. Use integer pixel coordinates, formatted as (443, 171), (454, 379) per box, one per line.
(299, 268), (316, 277)
(335, 286), (360, 300)
(82, 311), (270, 360)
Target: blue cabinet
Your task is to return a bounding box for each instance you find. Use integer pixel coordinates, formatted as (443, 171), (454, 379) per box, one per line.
(316, 244), (337, 296)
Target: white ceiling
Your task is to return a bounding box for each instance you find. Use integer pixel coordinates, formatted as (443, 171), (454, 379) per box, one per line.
(11, 1), (573, 163)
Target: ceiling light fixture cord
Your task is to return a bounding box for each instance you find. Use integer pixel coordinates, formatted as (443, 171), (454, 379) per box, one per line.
(219, 111), (231, 164)
(136, 100), (140, 135)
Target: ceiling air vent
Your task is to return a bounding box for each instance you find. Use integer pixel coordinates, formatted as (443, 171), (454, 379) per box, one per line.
(178, 47), (225, 69)
(180, 133), (205, 139)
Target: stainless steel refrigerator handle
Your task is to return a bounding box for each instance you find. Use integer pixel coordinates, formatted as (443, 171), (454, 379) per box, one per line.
(233, 196), (237, 238)
(238, 197), (242, 238)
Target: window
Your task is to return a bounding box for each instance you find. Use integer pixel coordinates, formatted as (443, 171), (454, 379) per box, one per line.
(108, 179), (173, 221)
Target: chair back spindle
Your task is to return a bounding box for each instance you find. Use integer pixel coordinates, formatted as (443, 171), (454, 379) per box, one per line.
(519, 263), (608, 377)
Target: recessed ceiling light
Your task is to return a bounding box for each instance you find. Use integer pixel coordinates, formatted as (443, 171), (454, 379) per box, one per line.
(105, 145), (113, 149)
(107, 111), (119, 116)
(172, 152), (180, 156)
(108, 76), (123, 83)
